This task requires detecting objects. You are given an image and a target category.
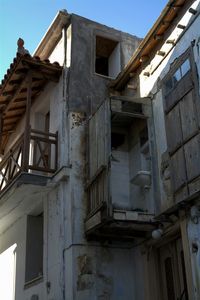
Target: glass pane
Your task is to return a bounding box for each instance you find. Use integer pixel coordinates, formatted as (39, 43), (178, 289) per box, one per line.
(172, 68), (181, 84)
(181, 59), (191, 77)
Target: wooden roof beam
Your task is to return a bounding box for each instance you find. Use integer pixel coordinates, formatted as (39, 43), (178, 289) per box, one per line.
(4, 118), (19, 125)
(8, 105), (26, 111)
(157, 50), (166, 57)
(177, 24), (186, 29)
(166, 39), (176, 45)
(14, 98), (26, 102)
(3, 75), (27, 114)
(4, 114), (24, 121)
(32, 70), (59, 83)
(154, 34), (164, 40)
(189, 8), (197, 15)
(2, 90), (15, 97)
(9, 79), (23, 86)
(23, 58), (61, 72)
(139, 56), (149, 63)
(15, 68), (29, 74)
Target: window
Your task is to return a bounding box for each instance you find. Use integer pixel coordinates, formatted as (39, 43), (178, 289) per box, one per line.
(162, 50), (200, 202)
(95, 36), (120, 78)
(158, 238), (188, 300)
(25, 214), (43, 284)
(164, 58), (191, 95)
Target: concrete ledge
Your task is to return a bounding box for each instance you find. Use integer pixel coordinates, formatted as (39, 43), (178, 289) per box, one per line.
(49, 166), (70, 184)
(113, 209), (155, 222)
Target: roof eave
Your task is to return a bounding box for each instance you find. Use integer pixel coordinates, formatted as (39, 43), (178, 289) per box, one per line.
(111, 0), (195, 90)
(33, 10), (71, 60)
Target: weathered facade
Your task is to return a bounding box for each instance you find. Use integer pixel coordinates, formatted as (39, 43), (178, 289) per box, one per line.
(111, 0), (200, 299)
(1, 0), (200, 299)
(0, 11), (142, 300)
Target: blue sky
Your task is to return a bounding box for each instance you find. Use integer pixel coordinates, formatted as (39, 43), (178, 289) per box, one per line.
(0, 0), (167, 80)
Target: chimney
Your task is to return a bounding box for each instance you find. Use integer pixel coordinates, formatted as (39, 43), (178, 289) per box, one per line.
(17, 38), (29, 55)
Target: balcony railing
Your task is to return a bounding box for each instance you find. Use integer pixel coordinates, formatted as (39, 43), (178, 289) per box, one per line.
(0, 127), (58, 192)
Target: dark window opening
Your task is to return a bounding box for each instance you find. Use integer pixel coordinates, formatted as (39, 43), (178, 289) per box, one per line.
(25, 214), (43, 284)
(95, 56), (109, 76)
(165, 257), (176, 300)
(95, 36), (120, 77)
(140, 126), (148, 147)
(111, 132), (125, 149)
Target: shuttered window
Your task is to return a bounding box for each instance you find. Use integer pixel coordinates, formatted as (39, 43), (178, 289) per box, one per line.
(87, 100), (110, 215)
(163, 49), (200, 202)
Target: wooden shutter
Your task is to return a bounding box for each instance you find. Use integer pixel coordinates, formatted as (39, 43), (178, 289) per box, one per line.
(165, 103), (182, 154)
(180, 90), (198, 142)
(184, 134), (200, 181)
(170, 148), (187, 193)
(164, 54), (200, 201)
(87, 100), (111, 215)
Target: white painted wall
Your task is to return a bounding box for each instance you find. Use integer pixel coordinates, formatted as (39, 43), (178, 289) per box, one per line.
(109, 43), (121, 78)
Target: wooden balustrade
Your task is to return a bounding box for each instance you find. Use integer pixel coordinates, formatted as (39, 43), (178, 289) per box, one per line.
(0, 128), (58, 192)
(87, 166), (108, 217)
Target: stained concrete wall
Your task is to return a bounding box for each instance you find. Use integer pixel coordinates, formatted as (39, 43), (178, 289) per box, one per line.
(68, 14), (141, 113)
(0, 13), (144, 300)
(65, 245), (137, 300)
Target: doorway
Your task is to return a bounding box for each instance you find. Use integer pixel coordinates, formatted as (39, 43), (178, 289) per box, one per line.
(158, 237), (188, 300)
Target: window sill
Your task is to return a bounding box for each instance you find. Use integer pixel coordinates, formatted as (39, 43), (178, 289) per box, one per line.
(94, 72), (115, 80)
(24, 275), (43, 289)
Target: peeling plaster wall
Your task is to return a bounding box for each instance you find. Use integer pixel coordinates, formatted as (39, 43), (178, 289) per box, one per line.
(1, 14), (145, 300)
(64, 245), (137, 300)
(64, 112), (146, 300)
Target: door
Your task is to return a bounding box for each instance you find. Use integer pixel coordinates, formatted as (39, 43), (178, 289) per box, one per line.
(159, 238), (188, 300)
(87, 100), (111, 216)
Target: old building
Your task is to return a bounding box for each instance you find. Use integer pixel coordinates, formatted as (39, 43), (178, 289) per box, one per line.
(1, 0), (200, 299)
(110, 0), (200, 299)
(0, 10), (141, 300)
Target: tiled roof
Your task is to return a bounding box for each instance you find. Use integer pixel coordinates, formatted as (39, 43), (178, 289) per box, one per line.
(0, 53), (63, 153)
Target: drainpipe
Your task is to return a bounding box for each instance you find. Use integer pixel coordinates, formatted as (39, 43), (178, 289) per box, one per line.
(149, 93), (161, 215)
(61, 22), (71, 300)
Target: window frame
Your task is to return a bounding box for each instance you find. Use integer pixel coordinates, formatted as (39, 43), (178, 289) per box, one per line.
(93, 32), (121, 79)
(24, 213), (44, 288)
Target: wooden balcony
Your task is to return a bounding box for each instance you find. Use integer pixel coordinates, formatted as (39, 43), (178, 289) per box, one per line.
(0, 127), (58, 192)
(85, 98), (158, 240)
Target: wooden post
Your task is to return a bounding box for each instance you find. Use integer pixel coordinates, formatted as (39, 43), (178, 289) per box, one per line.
(0, 109), (4, 154)
(180, 218), (195, 300)
(22, 71), (32, 171)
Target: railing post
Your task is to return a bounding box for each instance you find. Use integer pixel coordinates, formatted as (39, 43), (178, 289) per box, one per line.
(22, 126), (31, 171)
(22, 71), (32, 172)
(55, 131), (58, 170)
